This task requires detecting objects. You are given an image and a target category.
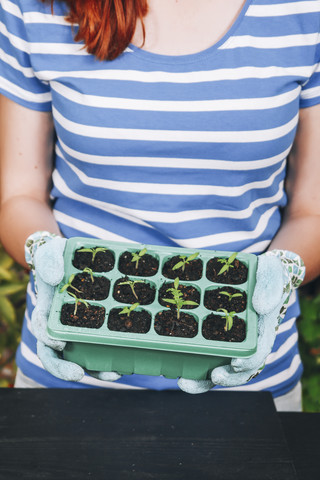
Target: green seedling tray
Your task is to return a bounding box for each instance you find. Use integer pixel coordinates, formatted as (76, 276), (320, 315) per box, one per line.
(48, 238), (258, 380)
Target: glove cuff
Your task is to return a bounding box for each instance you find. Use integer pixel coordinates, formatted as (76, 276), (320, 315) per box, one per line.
(25, 231), (60, 293)
(264, 249), (305, 324)
(265, 249), (305, 290)
(25, 231), (59, 270)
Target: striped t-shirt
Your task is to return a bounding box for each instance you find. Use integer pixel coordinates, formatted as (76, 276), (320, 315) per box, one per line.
(1, 0), (319, 395)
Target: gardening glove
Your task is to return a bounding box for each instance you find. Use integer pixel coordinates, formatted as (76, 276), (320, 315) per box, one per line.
(26, 232), (122, 383)
(178, 249), (305, 394)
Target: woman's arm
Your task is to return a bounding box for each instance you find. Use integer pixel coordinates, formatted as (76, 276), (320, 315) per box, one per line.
(269, 103), (320, 284)
(0, 95), (61, 267)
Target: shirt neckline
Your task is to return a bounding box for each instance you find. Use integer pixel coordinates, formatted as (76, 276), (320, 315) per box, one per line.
(128, 0), (253, 65)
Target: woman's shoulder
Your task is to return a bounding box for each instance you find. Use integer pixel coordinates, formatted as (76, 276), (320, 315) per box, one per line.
(249, 0), (320, 33)
(1, 0), (72, 44)
(5, 0), (68, 17)
(251, 0), (320, 14)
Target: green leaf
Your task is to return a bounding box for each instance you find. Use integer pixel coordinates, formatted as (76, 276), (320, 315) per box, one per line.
(0, 266), (13, 281)
(0, 252), (14, 269)
(0, 283), (27, 296)
(120, 302), (139, 315)
(172, 261), (184, 271)
(174, 277), (180, 289)
(218, 264), (229, 275)
(218, 308), (228, 314)
(228, 252), (238, 264)
(187, 252), (199, 262)
(0, 296), (16, 324)
(183, 300), (199, 306)
(92, 247), (108, 262)
(162, 298), (176, 305)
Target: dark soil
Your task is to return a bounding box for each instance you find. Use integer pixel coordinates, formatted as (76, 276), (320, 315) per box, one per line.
(61, 302), (105, 329)
(204, 286), (247, 313)
(118, 251), (159, 277)
(154, 310), (198, 338)
(162, 255), (203, 281)
(206, 257), (248, 284)
(158, 282), (200, 309)
(67, 273), (110, 300)
(202, 314), (246, 342)
(108, 308), (151, 333)
(72, 247), (115, 272)
(112, 276), (156, 305)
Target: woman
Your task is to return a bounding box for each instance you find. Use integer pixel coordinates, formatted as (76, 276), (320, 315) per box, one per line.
(0, 0), (319, 410)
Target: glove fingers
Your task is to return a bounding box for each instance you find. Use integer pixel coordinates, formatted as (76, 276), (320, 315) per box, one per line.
(32, 307), (66, 351)
(35, 237), (66, 286)
(231, 311), (278, 372)
(87, 370), (122, 382)
(37, 341), (84, 382)
(34, 276), (54, 312)
(211, 364), (259, 387)
(177, 378), (214, 394)
(252, 255), (284, 315)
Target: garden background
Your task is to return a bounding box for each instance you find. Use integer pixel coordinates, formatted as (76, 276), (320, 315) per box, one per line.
(0, 242), (319, 411)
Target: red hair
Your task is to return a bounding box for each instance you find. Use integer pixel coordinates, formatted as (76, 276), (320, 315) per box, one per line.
(43, 1), (148, 60)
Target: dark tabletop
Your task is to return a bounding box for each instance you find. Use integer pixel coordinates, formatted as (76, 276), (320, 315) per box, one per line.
(0, 389), (318, 480)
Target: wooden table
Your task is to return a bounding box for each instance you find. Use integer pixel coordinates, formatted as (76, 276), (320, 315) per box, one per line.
(0, 389), (318, 479)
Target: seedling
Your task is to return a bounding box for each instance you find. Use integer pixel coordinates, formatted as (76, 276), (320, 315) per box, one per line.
(118, 279), (144, 300)
(60, 274), (82, 294)
(120, 302), (140, 317)
(68, 292), (89, 316)
(172, 252), (199, 272)
(218, 308), (236, 332)
(162, 277), (198, 320)
(220, 290), (243, 302)
(83, 267), (94, 283)
(217, 252), (238, 275)
(131, 248), (147, 269)
(77, 247), (108, 263)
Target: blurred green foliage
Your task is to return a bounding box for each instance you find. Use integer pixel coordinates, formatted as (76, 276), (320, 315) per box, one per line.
(0, 242), (319, 411)
(297, 279), (320, 412)
(0, 243), (29, 387)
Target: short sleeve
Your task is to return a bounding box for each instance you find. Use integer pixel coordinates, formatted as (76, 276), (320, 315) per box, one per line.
(0, 0), (52, 111)
(300, 32), (320, 109)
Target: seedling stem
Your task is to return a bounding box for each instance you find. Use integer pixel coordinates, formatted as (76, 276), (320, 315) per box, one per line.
(120, 302), (140, 317)
(118, 279), (144, 300)
(83, 267), (94, 283)
(218, 308), (236, 332)
(68, 292), (89, 316)
(162, 277), (198, 320)
(217, 252), (238, 276)
(220, 291), (243, 302)
(131, 248), (147, 269)
(77, 247), (108, 263)
(172, 252), (199, 273)
(59, 274), (82, 294)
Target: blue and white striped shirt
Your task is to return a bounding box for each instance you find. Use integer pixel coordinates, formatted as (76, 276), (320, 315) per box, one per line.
(1, 0), (319, 394)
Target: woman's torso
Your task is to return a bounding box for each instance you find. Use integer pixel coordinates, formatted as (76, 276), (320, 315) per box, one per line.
(2, 0), (319, 392)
